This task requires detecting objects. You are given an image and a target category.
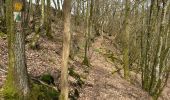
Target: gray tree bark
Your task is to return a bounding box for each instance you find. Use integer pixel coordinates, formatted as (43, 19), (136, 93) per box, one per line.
(3, 0), (30, 99)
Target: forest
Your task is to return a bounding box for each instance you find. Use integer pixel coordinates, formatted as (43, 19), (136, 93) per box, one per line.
(0, 0), (170, 100)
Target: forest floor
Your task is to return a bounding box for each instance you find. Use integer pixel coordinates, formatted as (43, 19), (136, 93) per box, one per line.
(0, 21), (170, 100)
(78, 36), (151, 100)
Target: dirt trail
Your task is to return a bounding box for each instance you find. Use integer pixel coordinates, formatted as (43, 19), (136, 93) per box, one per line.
(160, 79), (170, 100)
(78, 42), (151, 100)
(78, 36), (170, 100)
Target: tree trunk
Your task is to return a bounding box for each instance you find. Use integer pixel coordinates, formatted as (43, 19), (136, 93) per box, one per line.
(0, 0), (5, 19)
(3, 0), (30, 99)
(94, 0), (100, 36)
(46, 0), (52, 38)
(83, 0), (91, 66)
(59, 0), (72, 100)
(41, 0), (45, 26)
(57, 0), (61, 11)
(52, 0), (57, 15)
(28, 0), (33, 21)
(123, 0), (130, 80)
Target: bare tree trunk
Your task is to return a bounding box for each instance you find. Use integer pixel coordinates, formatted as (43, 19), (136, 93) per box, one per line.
(27, 0), (33, 21)
(94, 0), (100, 36)
(83, 0), (92, 66)
(3, 0), (30, 99)
(59, 0), (72, 100)
(46, 0), (52, 38)
(0, 0), (5, 19)
(57, 0), (61, 11)
(122, 0), (130, 80)
(75, 0), (80, 25)
(41, 0), (45, 26)
(52, 0), (57, 15)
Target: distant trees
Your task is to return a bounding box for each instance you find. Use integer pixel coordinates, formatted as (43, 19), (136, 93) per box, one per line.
(140, 0), (170, 99)
(0, 0), (6, 33)
(30, 0), (52, 48)
(77, 0), (169, 99)
(0, 0), (5, 19)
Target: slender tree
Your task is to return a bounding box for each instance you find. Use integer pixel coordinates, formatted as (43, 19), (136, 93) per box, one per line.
(94, 0), (100, 36)
(46, 0), (52, 38)
(57, 0), (61, 11)
(59, 0), (72, 99)
(41, 0), (45, 26)
(27, 0), (33, 21)
(122, 0), (130, 80)
(0, 0), (5, 19)
(83, 0), (94, 66)
(52, 0), (57, 15)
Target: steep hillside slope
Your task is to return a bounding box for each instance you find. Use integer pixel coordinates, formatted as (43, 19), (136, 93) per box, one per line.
(0, 21), (169, 100)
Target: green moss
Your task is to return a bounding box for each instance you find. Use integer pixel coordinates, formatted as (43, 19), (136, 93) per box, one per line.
(2, 79), (59, 100)
(69, 68), (80, 79)
(2, 68), (19, 99)
(111, 69), (117, 75)
(69, 68), (85, 87)
(30, 81), (59, 100)
(82, 57), (90, 67)
(40, 74), (55, 85)
(3, 87), (17, 99)
(0, 32), (6, 38)
(30, 34), (40, 50)
(93, 48), (101, 53)
(69, 89), (79, 100)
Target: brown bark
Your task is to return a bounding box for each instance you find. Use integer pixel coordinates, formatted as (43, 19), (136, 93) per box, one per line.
(59, 0), (72, 100)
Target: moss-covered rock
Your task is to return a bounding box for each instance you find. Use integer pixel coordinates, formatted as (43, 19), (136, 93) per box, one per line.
(40, 74), (55, 85)
(0, 17), (6, 34)
(69, 68), (85, 88)
(82, 57), (90, 67)
(0, 79), (59, 100)
(30, 81), (59, 100)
